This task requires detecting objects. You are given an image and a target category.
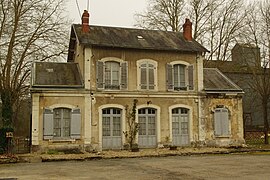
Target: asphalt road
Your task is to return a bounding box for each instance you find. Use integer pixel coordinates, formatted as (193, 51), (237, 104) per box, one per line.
(0, 154), (270, 180)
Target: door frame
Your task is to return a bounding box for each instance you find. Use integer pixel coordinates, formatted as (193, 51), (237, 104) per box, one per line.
(98, 104), (126, 149)
(169, 104), (193, 144)
(136, 104), (161, 147)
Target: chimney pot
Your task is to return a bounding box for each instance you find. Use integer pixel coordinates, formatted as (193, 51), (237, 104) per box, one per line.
(82, 10), (89, 33)
(183, 18), (192, 41)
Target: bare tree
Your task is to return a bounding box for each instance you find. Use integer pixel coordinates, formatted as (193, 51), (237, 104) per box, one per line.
(0, 0), (69, 128)
(240, 1), (270, 144)
(135, 0), (246, 61)
(134, 0), (186, 32)
(191, 0), (246, 61)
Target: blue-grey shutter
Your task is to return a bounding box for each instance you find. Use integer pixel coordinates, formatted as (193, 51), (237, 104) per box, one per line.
(140, 65), (147, 89)
(43, 108), (53, 140)
(121, 61), (128, 89)
(214, 109), (222, 136)
(71, 108), (81, 139)
(188, 65), (194, 90)
(148, 66), (155, 89)
(166, 63), (174, 91)
(221, 109), (229, 135)
(97, 61), (104, 89)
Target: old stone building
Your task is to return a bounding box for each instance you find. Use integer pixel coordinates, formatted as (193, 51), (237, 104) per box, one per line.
(31, 10), (244, 152)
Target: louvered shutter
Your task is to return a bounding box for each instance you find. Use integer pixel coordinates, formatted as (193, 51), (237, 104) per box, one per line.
(188, 65), (194, 90)
(97, 61), (104, 89)
(71, 108), (81, 139)
(148, 66), (155, 90)
(221, 109), (229, 135)
(214, 109), (222, 136)
(43, 108), (54, 140)
(166, 63), (174, 91)
(121, 61), (128, 89)
(140, 65), (147, 89)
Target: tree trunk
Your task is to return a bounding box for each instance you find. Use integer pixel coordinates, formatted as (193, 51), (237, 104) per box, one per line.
(1, 90), (13, 128)
(262, 99), (269, 144)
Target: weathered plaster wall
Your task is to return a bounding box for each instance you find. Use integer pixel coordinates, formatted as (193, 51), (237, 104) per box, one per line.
(202, 95), (245, 146)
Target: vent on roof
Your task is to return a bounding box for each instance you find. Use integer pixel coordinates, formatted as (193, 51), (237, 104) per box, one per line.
(137, 35), (144, 40)
(46, 68), (54, 73)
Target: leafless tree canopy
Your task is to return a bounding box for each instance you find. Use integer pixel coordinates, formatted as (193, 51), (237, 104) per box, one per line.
(135, 0), (246, 61)
(135, 0), (185, 32)
(0, 0), (69, 127)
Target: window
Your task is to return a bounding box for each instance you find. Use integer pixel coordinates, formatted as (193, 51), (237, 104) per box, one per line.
(138, 60), (157, 90)
(105, 62), (120, 89)
(43, 108), (81, 140)
(97, 59), (128, 90)
(167, 63), (194, 91)
(214, 108), (230, 136)
(53, 108), (71, 138)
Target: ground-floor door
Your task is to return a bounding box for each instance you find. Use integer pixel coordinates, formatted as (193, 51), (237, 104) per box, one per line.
(102, 108), (122, 149)
(172, 108), (189, 146)
(138, 108), (157, 148)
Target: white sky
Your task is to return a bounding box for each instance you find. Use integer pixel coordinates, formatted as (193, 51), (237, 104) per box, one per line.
(65, 0), (147, 28)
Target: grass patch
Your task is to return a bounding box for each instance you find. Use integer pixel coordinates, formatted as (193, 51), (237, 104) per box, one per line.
(47, 149), (61, 155)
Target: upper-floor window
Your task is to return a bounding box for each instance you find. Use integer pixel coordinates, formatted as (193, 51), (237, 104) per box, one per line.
(137, 60), (157, 90)
(97, 58), (128, 90)
(166, 62), (194, 91)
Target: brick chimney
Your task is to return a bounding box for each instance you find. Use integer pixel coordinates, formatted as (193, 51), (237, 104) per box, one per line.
(82, 10), (90, 33)
(183, 18), (192, 41)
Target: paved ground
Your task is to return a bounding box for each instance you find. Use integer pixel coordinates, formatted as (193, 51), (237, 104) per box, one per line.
(0, 154), (270, 180)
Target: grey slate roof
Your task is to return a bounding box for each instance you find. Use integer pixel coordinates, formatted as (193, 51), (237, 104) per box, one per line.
(203, 68), (242, 92)
(71, 24), (208, 52)
(32, 62), (83, 88)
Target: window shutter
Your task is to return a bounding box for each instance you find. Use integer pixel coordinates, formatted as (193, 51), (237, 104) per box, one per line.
(140, 66), (147, 89)
(71, 108), (81, 139)
(97, 61), (104, 89)
(188, 65), (194, 90)
(221, 109), (229, 135)
(43, 108), (53, 140)
(121, 61), (128, 89)
(148, 67), (155, 89)
(166, 63), (173, 91)
(214, 109), (222, 136)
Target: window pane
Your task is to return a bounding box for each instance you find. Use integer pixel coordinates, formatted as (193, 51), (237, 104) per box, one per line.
(105, 61), (120, 89)
(139, 117), (146, 135)
(181, 122), (188, 135)
(113, 117), (121, 136)
(174, 64), (186, 90)
(102, 117), (111, 136)
(172, 117), (179, 135)
(148, 116), (156, 135)
(53, 108), (71, 138)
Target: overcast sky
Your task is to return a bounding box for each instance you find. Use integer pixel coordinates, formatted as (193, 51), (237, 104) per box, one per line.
(66, 0), (147, 28)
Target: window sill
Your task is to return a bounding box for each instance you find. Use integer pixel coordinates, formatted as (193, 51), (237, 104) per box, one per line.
(215, 135), (231, 138)
(49, 139), (76, 143)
